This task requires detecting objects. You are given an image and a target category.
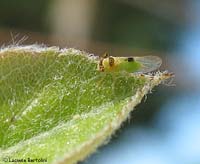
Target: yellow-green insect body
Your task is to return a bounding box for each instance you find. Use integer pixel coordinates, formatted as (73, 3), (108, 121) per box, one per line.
(101, 57), (141, 72)
(98, 53), (162, 73)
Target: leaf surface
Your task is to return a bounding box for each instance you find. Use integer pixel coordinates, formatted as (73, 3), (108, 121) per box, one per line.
(0, 46), (171, 164)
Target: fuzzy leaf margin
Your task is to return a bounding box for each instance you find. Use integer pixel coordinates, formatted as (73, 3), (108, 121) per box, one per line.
(0, 46), (172, 164)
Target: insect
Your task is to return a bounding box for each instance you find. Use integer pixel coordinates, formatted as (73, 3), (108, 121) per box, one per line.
(98, 52), (162, 73)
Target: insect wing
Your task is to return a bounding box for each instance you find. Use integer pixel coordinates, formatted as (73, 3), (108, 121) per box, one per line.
(134, 56), (162, 73)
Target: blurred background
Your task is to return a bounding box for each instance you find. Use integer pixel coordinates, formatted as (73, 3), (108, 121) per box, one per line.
(0, 0), (199, 164)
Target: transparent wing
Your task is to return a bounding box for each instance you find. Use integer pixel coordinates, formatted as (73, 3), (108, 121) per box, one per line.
(134, 56), (162, 73)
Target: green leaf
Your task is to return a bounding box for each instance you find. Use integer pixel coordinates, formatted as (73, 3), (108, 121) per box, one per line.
(0, 46), (172, 164)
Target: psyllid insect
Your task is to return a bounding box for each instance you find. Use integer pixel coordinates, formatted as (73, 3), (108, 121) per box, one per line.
(98, 53), (162, 73)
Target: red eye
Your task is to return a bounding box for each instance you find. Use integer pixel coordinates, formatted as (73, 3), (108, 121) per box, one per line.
(109, 57), (114, 67)
(98, 58), (104, 72)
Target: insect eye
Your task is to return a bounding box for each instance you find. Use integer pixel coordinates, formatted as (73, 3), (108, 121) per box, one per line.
(109, 57), (115, 67)
(127, 57), (134, 62)
(98, 58), (105, 72)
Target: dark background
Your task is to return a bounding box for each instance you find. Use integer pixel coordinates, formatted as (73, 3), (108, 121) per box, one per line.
(0, 0), (199, 163)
